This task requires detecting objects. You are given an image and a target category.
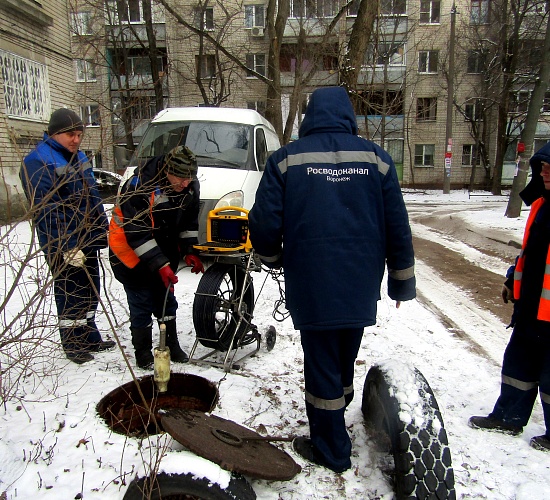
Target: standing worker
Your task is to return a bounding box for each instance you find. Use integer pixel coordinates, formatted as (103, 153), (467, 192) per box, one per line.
(20, 108), (114, 364)
(248, 86), (416, 473)
(469, 142), (550, 452)
(109, 145), (204, 369)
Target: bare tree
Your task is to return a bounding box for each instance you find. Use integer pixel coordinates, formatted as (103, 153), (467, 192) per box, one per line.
(505, 6), (550, 217)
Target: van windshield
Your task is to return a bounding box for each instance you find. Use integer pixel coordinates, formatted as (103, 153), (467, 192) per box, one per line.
(134, 121), (253, 170)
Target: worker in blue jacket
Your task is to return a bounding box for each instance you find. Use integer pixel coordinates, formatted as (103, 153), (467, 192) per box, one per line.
(249, 86), (416, 473)
(20, 108), (113, 364)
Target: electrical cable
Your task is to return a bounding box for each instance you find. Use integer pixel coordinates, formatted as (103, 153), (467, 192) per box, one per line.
(262, 266), (290, 322)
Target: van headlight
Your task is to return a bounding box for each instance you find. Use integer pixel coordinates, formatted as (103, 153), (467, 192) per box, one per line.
(214, 190), (244, 209)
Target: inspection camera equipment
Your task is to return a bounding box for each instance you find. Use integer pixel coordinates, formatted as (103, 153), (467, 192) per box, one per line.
(189, 207), (277, 372)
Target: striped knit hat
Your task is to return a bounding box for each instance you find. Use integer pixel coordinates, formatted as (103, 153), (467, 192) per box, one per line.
(165, 145), (198, 179)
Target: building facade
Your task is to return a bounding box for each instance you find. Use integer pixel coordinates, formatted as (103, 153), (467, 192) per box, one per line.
(1, 0), (549, 213)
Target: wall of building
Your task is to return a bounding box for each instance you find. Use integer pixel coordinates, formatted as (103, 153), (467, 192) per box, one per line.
(0, 0), (76, 221)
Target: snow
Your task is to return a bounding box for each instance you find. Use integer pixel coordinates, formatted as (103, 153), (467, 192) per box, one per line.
(2, 189), (550, 499)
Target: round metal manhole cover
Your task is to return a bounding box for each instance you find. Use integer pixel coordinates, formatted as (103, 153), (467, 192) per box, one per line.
(161, 409), (301, 481)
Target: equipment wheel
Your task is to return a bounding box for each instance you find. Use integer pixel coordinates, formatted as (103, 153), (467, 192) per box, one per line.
(123, 471), (256, 500)
(361, 363), (456, 500)
(193, 263), (255, 351)
(264, 325), (276, 351)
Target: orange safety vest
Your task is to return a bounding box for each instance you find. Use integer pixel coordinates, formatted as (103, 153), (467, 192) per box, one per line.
(513, 197), (550, 322)
(108, 191), (156, 269)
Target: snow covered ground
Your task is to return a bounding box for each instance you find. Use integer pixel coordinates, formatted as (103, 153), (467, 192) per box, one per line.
(1, 190), (550, 499)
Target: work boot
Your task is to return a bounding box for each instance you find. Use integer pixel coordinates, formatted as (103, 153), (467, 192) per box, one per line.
(468, 415), (523, 436)
(131, 325), (154, 369)
(66, 351), (94, 364)
(530, 435), (550, 451)
(163, 319), (189, 363)
(292, 437), (349, 474)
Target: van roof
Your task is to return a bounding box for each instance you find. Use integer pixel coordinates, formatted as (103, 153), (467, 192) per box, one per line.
(151, 107), (277, 132)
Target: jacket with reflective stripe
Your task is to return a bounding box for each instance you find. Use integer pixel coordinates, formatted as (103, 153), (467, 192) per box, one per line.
(108, 155), (200, 284)
(514, 197), (550, 322)
(20, 133), (108, 259)
(249, 87), (416, 330)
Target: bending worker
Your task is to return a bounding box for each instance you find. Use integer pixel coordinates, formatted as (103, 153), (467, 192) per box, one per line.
(109, 145), (204, 369)
(249, 86), (416, 473)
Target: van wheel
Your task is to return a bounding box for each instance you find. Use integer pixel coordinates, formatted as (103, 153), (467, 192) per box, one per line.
(361, 363), (456, 500)
(123, 472), (256, 500)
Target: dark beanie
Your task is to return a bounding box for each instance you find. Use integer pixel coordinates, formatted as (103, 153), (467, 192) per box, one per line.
(164, 145), (198, 179)
(47, 108), (84, 136)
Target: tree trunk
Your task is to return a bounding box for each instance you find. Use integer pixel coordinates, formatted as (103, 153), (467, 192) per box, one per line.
(342, 0), (379, 92)
(505, 9), (550, 217)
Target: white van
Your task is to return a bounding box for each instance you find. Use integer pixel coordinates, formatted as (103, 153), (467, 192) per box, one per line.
(119, 107), (281, 242)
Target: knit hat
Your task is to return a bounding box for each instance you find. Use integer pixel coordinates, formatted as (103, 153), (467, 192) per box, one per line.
(47, 108), (84, 136)
(164, 145), (198, 179)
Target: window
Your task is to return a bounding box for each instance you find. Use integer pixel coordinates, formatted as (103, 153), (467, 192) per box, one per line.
(246, 54), (266, 77)
(196, 55), (216, 79)
(84, 150), (103, 170)
(374, 42), (405, 66)
(347, 0), (360, 16)
(509, 91), (530, 114)
(245, 5), (265, 27)
(418, 50), (438, 73)
(71, 11), (92, 35)
(415, 144), (435, 166)
(280, 44), (338, 72)
(0, 50), (50, 121)
(118, 0), (142, 22)
(353, 90), (404, 116)
(464, 100), (483, 121)
(195, 7), (214, 31)
(381, 0), (406, 15)
(290, 0), (340, 18)
(111, 95), (157, 123)
(542, 91), (550, 113)
(75, 59), (97, 82)
(467, 50), (487, 73)
(462, 144), (480, 165)
(416, 97), (437, 121)
(247, 101), (266, 116)
(80, 105), (100, 126)
(386, 139), (404, 164)
(420, 0), (440, 23)
(470, 0), (489, 24)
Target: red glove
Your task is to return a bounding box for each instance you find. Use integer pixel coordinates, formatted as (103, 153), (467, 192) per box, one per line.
(185, 254), (204, 274)
(158, 264), (178, 291)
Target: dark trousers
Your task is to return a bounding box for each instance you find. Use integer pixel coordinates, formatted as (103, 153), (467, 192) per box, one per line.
(123, 280), (178, 329)
(51, 251), (102, 353)
(300, 328), (364, 471)
(491, 320), (550, 436)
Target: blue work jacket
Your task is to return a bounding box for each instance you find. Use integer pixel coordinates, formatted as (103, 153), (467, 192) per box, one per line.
(20, 133), (108, 261)
(249, 87), (416, 330)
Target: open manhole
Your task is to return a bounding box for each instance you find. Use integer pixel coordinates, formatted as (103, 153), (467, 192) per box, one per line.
(97, 373), (219, 436)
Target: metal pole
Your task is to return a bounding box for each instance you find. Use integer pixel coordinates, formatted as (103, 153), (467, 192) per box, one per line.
(443, 2), (456, 194)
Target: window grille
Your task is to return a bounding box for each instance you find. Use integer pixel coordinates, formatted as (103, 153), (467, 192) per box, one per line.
(0, 50), (50, 121)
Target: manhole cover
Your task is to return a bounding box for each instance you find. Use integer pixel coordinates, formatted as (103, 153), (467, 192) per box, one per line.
(97, 374), (219, 436)
(161, 409), (301, 481)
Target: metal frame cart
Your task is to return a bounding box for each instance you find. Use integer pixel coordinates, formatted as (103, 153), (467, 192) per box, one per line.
(188, 208), (276, 372)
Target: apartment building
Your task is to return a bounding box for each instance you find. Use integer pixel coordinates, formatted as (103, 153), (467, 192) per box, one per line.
(0, 0), (78, 220)
(1, 0), (548, 208)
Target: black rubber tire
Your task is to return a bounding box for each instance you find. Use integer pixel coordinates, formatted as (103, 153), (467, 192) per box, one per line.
(123, 471), (256, 500)
(265, 325), (276, 351)
(361, 364), (456, 500)
(193, 263), (254, 351)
